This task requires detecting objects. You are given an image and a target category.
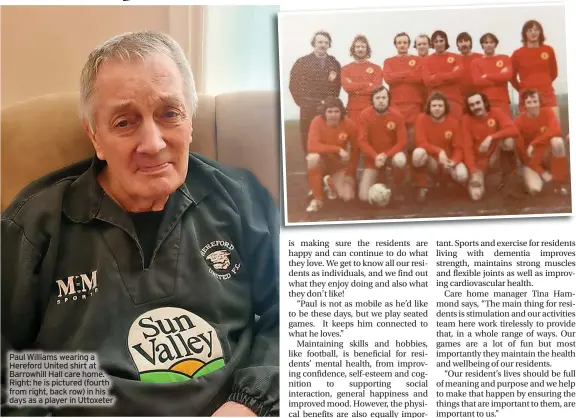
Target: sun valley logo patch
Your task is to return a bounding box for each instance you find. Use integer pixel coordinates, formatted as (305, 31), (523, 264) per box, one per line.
(445, 130), (453, 139)
(200, 240), (241, 280)
(338, 132), (348, 142)
(447, 56), (455, 64)
(541, 52), (549, 60)
(128, 307), (225, 383)
(366, 67), (374, 74)
(408, 60), (416, 67)
(540, 126), (547, 133)
(386, 121), (396, 130)
(487, 118), (496, 128)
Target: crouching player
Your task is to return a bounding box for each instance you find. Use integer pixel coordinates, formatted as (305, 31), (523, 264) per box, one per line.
(357, 86), (407, 204)
(306, 97), (359, 212)
(514, 89), (568, 195)
(462, 92), (520, 201)
(412, 92), (468, 202)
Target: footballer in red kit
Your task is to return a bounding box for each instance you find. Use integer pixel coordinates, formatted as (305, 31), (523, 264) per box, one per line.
(357, 86), (408, 204)
(414, 34), (432, 105)
(461, 92), (520, 201)
(511, 20), (559, 120)
(514, 89), (568, 196)
(341, 35), (383, 123)
(383, 32), (424, 150)
(305, 97), (358, 212)
(471, 33), (513, 117)
(422, 30), (465, 119)
(456, 32), (483, 99)
(412, 92), (468, 202)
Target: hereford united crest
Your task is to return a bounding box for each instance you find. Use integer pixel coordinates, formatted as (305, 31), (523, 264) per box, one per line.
(200, 240), (241, 280)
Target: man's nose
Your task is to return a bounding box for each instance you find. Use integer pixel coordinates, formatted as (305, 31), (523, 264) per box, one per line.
(137, 119), (166, 154)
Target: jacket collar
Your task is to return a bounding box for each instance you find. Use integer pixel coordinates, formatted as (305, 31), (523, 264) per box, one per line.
(62, 155), (212, 224)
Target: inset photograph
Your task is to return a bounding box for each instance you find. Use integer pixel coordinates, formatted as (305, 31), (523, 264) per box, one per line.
(278, 4), (571, 225)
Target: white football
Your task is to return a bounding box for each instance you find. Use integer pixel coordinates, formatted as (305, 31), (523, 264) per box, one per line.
(368, 183), (392, 207)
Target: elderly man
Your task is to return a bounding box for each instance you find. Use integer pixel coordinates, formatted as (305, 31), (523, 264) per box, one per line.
(1, 31), (279, 417)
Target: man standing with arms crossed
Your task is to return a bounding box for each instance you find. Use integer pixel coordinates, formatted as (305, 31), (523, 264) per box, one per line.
(289, 31), (342, 155)
(341, 35), (382, 123)
(414, 34), (432, 105)
(383, 32), (424, 151)
(511, 20), (560, 121)
(471, 33), (513, 116)
(422, 30), (465, 119)
(456, 32), (483, 102)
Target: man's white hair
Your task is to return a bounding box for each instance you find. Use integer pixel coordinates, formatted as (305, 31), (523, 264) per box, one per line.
(79, 31), (198, 134)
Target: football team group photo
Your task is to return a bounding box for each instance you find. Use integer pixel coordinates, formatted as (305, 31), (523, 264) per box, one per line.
(279, 4), (571, 224)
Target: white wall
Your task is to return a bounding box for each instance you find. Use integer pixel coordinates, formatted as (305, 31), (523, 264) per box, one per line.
(279, 4), (567, 120)
(203, 5), (280, 95)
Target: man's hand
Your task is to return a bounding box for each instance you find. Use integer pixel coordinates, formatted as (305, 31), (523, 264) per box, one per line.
(339, 148), (349, 161)
(438, 150), (448, 166)
(479, 136), (493, 153)
(541, 171), (553, 183)
(444, 159), (455, 170)
(212, 402), (256, 417)
(329, 71), (337, 82)
(527, 145), (534, 158)
(375, 153), (387, 168)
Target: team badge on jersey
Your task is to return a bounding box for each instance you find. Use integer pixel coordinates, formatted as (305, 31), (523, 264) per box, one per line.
(496, 60), (504, 68)
(128, 307), (225, 383)
(338, 132), (348, 142)
(386, 121), (396, 130)
(487, 118), (496, 128)
(447, 56), (455, 64)
(200, 240), (241, 280)
(541, 52), (549, 60)
(408, 59), (416, 67)
(366, 67), (374, 74)
(445, 130), (453, 139)
(540, 126), (548, 133)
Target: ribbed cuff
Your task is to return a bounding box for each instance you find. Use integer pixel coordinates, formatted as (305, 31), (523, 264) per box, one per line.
(228, 392), (275, 417)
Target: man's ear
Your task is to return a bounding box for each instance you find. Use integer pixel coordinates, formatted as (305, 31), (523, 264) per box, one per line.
(82, 119), (105, 160)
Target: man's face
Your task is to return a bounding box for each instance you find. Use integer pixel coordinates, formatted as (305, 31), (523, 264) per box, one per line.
(433, 36), (447, 54)
(430, 99), (446, 120)
(467, 94), (487, 117)
(325, 107), (342, 126)
(525, 93), (541, 114)
(395, 35), (410, 55)
(481, 38), (497, 56)
(313, 35), (330, 56)
(353, 41), (368, 60)
(457, 39), (471, 55)
(526, 25), (541, 43)
(372, 90), (389, 113)
(415, 37), (430, 57)
(87, 53), (192, 204)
